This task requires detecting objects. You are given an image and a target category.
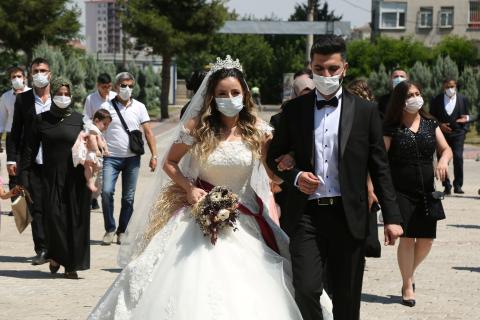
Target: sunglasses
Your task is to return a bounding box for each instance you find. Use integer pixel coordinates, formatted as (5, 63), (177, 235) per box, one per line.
(120, 84), (134, 89)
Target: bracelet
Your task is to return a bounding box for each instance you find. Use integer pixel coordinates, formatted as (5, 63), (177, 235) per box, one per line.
(151, 155), (158, 160)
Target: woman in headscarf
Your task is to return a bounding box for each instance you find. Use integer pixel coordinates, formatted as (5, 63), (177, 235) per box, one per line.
(21, 77), (91, 279)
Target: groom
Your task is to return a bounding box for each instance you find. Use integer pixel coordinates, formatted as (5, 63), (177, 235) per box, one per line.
(267, 35), (403, 320)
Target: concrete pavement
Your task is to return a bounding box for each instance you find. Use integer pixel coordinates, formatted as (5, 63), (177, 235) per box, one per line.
(0, 107), (479, 319)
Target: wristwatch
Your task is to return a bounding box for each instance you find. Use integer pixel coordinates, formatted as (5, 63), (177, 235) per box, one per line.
(151, 155), (158, 160)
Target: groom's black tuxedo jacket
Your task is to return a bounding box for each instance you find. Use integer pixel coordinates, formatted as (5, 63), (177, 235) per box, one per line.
(267, 90), (402, 239)
(7, 89), (36, 164)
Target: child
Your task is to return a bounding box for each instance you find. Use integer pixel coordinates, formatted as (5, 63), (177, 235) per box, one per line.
(72, 108), (112, 193)
(0, 177), (21, 200)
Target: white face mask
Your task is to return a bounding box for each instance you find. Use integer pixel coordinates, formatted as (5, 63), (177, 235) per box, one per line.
(32, 72), (50, 88)
(445, 87), (456, 97)
(53, 95), (71, 109)
(312, 73), (343, 96)
(11, 77), (25, 90)
(119, 87), (133, 101)
(215, 95), (244, 117)
(392, 76), (406, 88)
(404, 96), (424, 114)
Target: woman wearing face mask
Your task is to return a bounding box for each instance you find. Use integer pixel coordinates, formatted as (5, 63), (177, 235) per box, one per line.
(89, 56), (308, 319)
(383, 81), (452, 307)
(20, 77), (91, 279)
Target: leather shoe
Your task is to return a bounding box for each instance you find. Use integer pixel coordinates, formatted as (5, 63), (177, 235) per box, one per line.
(49, 261), (60, 274)
(444, 187), (452, 195)
(32, 250), (48, 265)
(454, 187), (465, 194)
(65, 271), (78, 279)
(401, 288), (416, 307)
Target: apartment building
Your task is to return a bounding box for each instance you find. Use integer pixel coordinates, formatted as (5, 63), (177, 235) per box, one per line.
(372, 0), (480, 45)
(85, 0), (123, 54)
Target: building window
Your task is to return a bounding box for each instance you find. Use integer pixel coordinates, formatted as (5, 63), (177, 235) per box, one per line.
(379, 2), (406, 30)
(418, 7), (433, 28)
(469, 1), (480, 29)
(439, 7), (454, 28)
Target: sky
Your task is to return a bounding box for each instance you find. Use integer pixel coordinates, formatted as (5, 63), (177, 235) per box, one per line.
(73, 0), (371, 37)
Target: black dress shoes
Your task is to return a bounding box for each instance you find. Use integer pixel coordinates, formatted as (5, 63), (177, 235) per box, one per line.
(65, 271), (79, 279)
(444, 187), (452, 195)
(454, 187), (465, 194)
(32, 250), (48, 265)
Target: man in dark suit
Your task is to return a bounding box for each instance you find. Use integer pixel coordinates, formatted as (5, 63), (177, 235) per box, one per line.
(8, 57), (52, 265)
(267, 35), (403, 320)
(430, 78), (470, 194)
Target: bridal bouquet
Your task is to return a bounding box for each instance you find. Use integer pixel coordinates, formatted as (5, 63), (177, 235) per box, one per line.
(191, 186), (239, 245)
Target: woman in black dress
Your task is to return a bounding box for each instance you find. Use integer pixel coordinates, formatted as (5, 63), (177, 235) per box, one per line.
(21, 77), (91, 279)
(383, 81), (452, 306)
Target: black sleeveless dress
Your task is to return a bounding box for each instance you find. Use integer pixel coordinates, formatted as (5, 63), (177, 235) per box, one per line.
(384, 117), (438, 238)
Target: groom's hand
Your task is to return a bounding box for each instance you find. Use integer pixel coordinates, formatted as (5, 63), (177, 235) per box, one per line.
(384, 224), (403, 246)
(297, 172), (320, 195)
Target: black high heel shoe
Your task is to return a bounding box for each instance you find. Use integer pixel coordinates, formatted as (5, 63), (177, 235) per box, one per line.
(49, 261), (60, 274)
(401, 288), (416, 307)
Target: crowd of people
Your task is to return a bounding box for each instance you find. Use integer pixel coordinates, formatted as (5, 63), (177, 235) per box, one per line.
(0, 34), (478, 319)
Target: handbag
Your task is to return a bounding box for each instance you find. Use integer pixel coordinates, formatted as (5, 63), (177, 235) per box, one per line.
(111, 99), (145, 155)
(410, 130), (446, 221)
(11, 188), (33, 234)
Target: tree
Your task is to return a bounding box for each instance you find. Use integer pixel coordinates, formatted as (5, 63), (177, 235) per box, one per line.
(290, 0), (342, 22)
(409, 61), (434, 105)
(84, 55), (100, 94)
(434, 36), (479, 71)
(458, 66), (479, 116)
(367, 64), (389, 99)
(431, 55), (459, 95)
(32, 41), (67, 77)
(121, 0), (228, 119)
(0, 0), (81, 63)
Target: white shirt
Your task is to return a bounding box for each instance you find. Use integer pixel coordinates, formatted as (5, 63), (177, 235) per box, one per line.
(444, 93), (457, 116)
(103, 98), (150, 158)
(83, 90), (117, 119)
(294, 88), (343, 199)
(0, 87), (31, 132)
(33, 90), (51, 165)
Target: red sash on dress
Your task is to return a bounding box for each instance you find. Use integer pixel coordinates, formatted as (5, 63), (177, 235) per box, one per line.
(196, 179), (280, 254)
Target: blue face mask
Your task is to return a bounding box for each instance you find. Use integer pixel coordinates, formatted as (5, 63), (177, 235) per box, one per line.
(392, 76), (406, 88)
(215, 95), (244, 117)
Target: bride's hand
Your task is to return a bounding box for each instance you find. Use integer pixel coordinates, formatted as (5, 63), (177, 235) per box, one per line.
(187, 187), (207, 204)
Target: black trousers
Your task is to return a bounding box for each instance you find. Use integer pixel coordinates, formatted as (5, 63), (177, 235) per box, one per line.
(290, 201), (366, 320)
(28, 164), (48, 254)
(444, 134), (465, 189)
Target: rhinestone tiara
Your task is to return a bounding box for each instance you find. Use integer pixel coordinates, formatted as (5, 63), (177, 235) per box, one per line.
(210, 55), (243, 73)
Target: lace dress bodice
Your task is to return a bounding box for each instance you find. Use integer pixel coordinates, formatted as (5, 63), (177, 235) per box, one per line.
(195, 140), (258, 212)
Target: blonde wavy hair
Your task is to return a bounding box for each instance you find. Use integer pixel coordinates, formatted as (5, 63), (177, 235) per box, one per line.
(191, 68), (262, 161)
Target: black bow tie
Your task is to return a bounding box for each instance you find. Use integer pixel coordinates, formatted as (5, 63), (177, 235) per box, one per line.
(316, 96), (339, 109)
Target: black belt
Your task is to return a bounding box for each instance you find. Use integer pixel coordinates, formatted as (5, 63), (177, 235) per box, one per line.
(308, 196), (341, 206)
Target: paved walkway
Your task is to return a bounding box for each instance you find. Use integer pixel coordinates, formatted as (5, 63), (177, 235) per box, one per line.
(0, 107), (479, 319)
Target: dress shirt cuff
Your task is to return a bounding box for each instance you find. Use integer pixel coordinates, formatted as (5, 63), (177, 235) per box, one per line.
(293, 171), (303, 187)
(466, 115), (470, 121)
(6, 161), (16, 165)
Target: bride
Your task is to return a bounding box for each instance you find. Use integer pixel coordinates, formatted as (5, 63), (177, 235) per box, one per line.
(88, 56), (332, 320)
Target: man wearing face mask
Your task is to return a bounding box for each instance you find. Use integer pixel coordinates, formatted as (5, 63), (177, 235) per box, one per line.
(378, 69), (409, 116)
(100, 72), (157, 245)
(430, 78), (470, 194)
(0, 66), (31, 206)
(8, 57), (52, 265)
(268, 35), (403, 320)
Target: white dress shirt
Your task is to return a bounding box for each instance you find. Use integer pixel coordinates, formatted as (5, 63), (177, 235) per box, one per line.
(33, 90), (51, 165)
(0, 87), (31, 132)
(83, 90), (117, 119)
(294, 88), (343, 199)
(444, 93), (457, 116)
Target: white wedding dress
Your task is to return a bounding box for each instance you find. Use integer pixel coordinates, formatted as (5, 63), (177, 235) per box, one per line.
(89, 140), (305, 320)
